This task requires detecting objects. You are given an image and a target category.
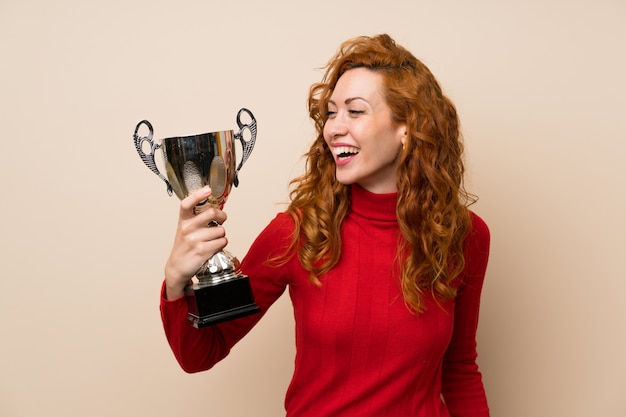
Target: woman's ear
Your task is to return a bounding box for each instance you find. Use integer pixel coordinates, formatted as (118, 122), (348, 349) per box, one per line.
(400, 129), (407, 150)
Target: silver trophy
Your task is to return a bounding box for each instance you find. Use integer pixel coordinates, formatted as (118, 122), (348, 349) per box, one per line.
(133, 108), (260, 328)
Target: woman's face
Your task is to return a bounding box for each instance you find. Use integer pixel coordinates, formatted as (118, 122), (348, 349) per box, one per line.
(323, 67), (406, 194)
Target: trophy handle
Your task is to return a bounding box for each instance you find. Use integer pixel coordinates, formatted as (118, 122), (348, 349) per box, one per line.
(133, 120), (173, 196)
(233, 108), (257, 187)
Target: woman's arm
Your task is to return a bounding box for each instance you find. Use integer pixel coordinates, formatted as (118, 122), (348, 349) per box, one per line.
(160, 208), (295, 373)
(441, 213), (491, 416)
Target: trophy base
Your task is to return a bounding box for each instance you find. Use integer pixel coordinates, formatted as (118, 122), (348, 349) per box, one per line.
(184, 274), (260, 328)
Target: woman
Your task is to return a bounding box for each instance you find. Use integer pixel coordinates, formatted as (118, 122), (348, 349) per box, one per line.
(161, 34), (491, 416)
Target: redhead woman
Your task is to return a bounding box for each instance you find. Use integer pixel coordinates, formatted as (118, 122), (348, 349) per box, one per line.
(161, 33), (491, 417)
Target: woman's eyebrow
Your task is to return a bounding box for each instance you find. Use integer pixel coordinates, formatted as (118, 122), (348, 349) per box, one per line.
(328, 97), (369, 105)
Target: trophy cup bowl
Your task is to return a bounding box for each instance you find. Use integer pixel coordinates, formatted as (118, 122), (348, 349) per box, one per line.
(133, 108), (260, 328)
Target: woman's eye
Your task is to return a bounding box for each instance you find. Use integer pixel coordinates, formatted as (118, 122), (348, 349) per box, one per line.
(326, 110), (337, 117)
(349, 110), (364, 116)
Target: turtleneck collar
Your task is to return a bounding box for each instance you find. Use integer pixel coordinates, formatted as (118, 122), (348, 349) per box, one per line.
(350, 184), (398, 222)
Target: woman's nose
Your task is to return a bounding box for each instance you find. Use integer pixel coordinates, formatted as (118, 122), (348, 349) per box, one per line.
(325, 118), (348, 140)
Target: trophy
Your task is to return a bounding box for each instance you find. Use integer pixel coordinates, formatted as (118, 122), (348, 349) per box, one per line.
(133, 108), (260, 328)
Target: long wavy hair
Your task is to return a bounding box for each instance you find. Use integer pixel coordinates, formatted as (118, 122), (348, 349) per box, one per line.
(281, 34), (475, 313)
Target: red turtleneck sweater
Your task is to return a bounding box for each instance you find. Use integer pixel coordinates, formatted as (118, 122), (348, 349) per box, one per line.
(160, 184), (491, 416)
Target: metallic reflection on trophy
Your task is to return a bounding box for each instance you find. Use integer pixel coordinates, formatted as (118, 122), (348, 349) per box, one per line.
(133, 108), (260, 328)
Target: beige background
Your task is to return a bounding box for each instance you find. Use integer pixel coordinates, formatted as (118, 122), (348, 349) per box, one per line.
(1, 1), (624, 416)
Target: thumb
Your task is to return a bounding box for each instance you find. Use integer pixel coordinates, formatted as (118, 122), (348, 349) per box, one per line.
(180, 186), (212, 219)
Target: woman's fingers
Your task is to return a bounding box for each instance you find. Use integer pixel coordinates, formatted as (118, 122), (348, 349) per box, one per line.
(180, 186), (228, 226)
(163, 186), (231, 298)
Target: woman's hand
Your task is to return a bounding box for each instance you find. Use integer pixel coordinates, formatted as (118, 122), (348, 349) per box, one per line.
(163, 186), (228, 300)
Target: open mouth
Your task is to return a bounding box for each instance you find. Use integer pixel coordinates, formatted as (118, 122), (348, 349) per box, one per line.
(333, 146), (359, 160)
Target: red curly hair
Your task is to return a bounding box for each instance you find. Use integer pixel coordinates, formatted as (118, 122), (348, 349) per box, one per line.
(282, 34), (475, 313)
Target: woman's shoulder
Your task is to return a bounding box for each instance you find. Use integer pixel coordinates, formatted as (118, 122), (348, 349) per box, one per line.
(469, 211), (490, 239)
(466, 210), (491, 255)
(253, 211), (297, 244)
(268, 211), (297, 231)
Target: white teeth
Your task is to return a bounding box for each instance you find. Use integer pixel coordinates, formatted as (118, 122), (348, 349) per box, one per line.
(333, 146), (359, 157)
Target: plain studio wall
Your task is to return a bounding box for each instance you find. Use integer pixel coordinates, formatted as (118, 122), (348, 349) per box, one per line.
(0, 1), (624, 416)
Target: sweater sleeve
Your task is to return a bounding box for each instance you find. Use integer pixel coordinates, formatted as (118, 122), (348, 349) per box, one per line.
(159, 213), (294, 373)
(441, 212), (491, 416)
